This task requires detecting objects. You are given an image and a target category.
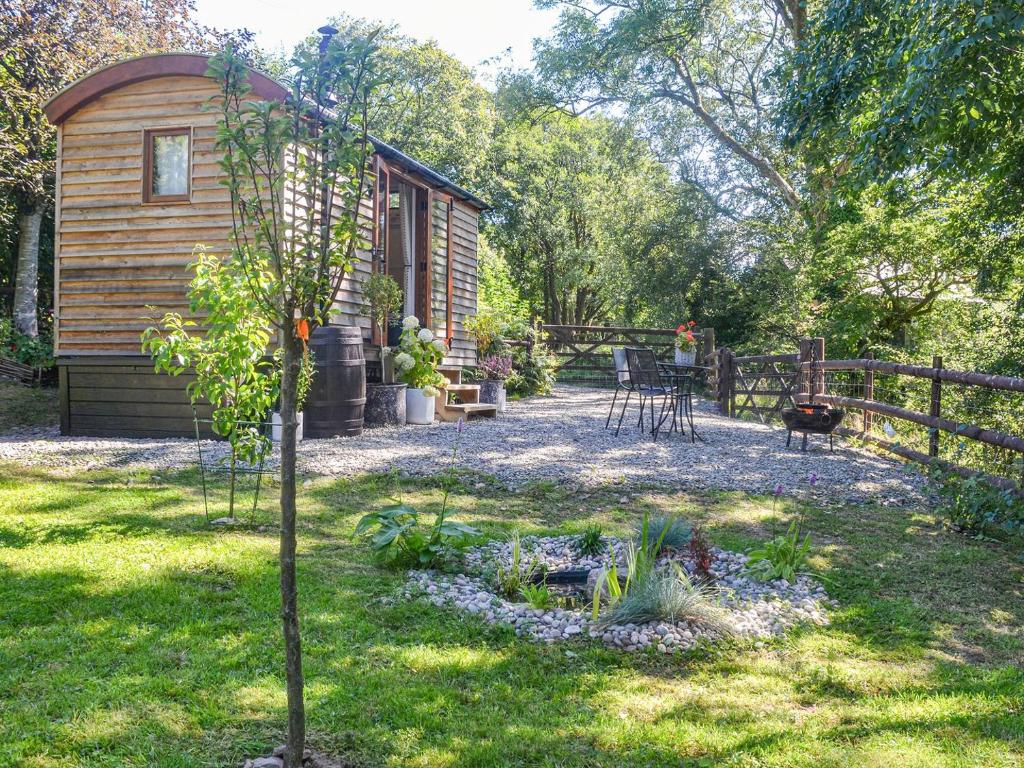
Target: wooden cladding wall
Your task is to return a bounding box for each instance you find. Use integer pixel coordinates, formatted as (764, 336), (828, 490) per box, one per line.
(54, 74), (481, 371)
(56, 76), (231, 356)
(59, 359), (215, 438)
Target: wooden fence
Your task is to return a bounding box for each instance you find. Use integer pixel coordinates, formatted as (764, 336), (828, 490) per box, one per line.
(540, 324), (716, 386)
(716, 337), (1024, 492)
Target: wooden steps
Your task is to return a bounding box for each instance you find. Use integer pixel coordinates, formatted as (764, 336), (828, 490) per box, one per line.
(435, 367), (497, 422)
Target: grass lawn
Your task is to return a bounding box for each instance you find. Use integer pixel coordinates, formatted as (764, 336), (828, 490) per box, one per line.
(0, 379), (57, 433)
(1, 464), (1022, 767)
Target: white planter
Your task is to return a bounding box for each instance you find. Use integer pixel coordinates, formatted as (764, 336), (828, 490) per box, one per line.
(675, 348), (696, 366)
(271, 411), (303, 442)
(405, 387), (436, 425)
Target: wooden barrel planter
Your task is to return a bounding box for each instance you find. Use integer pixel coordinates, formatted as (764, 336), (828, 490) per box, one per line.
(304, 326), (366, 438)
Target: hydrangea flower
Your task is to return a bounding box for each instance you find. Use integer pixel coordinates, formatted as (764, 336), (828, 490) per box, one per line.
(423, 385), (441, 398)
(402, 315), (419, 330)
(432, 339), (447, 353)
(417, 328), (434, 343)
(393, 351), (414, 370)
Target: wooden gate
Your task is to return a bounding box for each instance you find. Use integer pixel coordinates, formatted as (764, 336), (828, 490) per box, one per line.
(540, 324), (715, 386)
(721, 352), (800, 421)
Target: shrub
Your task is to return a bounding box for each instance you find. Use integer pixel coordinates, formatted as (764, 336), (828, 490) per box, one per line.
(635, 514), (691, 551)
(598, 563), (733, 632)
(520, 581), (555, 610)
(929, 466), (1024, 536)
(577, 524), (603, 556)
(0, 316), (54, 369)
(505, 333), (556, 397)
(465, 311), (507, 358)
(745, 521), (813, 582)
(394, 316), (447, 395)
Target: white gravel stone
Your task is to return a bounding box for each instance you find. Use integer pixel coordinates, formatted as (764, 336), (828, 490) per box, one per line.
(0, 386), (927, 504)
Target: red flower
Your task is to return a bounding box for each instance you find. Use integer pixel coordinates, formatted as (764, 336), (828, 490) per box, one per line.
(685, 330), (695, 343)
(676, 324), (687, 334)
(688, 320), (697, 328)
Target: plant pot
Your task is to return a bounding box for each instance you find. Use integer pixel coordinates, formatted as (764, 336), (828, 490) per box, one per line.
(365, 383), (407, 427)
(478, 379), (507, 413)
(405, 387), (436, 425)
(675, 348), (696, 366)
(271, 411), (303, 442)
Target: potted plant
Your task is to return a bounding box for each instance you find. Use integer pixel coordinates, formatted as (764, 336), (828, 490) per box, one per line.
(477, 354), (512, 413)
(674, 320), (698, 366)
(363, 273), (407, 426)
(394, 315), (447, 424)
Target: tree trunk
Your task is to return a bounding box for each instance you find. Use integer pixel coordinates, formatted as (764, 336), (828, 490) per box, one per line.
(14, 205), (42, 338)
(278, 332), (305, 768)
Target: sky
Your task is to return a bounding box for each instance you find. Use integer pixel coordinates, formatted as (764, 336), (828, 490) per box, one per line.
(192, 0), (560, 75)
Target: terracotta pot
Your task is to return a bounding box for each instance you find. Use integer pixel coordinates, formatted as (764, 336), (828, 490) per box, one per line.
(365, 383), (407, 427)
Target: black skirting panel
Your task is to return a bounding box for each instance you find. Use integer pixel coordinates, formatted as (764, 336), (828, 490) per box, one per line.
(58, 357), (216, 438)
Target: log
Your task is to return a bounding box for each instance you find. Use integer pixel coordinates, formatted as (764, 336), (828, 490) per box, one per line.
(806, 359), (1024, 394)
(816, 393), (1024, 455)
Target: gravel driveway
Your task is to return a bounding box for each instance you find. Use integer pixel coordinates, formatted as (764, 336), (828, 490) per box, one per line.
(0, 386), (926, 501)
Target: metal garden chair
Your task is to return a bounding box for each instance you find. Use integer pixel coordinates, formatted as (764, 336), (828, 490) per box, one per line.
(605, 347), (635, 430)
(616, 347), (676, 441)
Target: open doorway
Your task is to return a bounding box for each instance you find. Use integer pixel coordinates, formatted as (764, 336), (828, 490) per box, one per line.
(382, 179), (432, 328)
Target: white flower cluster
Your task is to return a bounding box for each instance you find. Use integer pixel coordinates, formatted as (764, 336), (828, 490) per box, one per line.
(402, 315), (420, 330)
(393, 351), (414, 371)
(417, 328), (434, 343)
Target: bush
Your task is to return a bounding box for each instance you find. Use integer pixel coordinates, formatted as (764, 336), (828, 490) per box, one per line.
(929, 466), (1024, 536)
(0, 316), (54, 369)
(506, 333), (556, 398)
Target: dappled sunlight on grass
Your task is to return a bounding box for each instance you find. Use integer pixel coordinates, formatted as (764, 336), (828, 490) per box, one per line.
(0, 464), (1022, 766)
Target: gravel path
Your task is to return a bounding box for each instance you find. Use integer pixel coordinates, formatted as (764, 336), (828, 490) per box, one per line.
(0, 386), (926, 501)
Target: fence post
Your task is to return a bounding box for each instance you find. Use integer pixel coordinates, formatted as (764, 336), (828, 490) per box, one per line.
(930, 355), (943, 457)
(863, 351), (874, 435)
(812, 337), (825, 399)
(797, 338), (810, 401)
(718, 348), (733, 416)
(703, 327), (716, 394)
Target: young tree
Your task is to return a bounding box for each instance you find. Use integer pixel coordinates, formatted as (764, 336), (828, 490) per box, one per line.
(207, 31), (380, 766)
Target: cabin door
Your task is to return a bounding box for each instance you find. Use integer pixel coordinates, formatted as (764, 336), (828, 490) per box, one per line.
(383, 181), (433, 327)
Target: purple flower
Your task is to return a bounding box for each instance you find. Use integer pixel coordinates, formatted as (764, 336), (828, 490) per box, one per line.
(457, 417), (464, 434)
(809, 472), (818, 487)
(773, 483), (783, 497)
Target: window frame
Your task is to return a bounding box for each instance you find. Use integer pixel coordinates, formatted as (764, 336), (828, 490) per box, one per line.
(142, 127), (192, 204)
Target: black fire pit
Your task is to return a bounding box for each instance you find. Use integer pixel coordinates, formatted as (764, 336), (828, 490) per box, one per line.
(781, 403), (845, 451)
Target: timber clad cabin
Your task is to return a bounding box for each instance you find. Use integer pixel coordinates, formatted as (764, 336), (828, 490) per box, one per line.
(44, 53), (486, 438)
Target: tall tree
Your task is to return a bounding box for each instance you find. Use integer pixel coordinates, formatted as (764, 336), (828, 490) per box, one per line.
(207, 30), (380, 765)
(298, 17), (494, 189)
(532, 0), (809, 218)
(0, 0), (252, 336)
(786, 0), (1024, 211)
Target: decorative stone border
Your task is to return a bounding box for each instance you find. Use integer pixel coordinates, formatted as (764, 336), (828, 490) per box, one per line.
(405, 536), (833, 654)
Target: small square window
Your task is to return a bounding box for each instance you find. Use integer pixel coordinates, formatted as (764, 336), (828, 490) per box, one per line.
(143, 128), (191, 203)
